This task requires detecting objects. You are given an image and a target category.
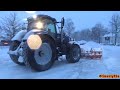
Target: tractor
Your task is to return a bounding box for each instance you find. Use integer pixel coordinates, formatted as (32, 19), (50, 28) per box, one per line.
(8, 14), (81, 71)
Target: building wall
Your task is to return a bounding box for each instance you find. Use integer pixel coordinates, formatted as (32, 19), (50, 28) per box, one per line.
(102, 32), (120, 45)
(101, 36), (115, 45)
(116, 36), (120, 45)
(110, 37), (115, 44)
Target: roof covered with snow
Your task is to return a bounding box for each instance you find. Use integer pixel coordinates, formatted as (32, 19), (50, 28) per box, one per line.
(103, 33), (115, 37)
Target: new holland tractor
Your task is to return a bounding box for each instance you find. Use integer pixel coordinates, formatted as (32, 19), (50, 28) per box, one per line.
(8, 14), (81, 71)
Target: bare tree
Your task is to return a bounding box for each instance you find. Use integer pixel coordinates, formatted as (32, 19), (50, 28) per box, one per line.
(0, 12), (22, 40)
(64, 18), (75, 38)
(110, 13), (120, 45)
(72, 23), (108, 42)
(79, 29), (92, 41)
(72, 31), (80, 41)
(91, 23), (107, 43)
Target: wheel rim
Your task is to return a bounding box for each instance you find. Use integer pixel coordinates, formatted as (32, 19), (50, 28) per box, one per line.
(72, 46), (80, 60)
(34, 43), (52, 65)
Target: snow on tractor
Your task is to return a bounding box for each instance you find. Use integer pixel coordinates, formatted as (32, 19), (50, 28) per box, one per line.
(8, 14), (81, 71)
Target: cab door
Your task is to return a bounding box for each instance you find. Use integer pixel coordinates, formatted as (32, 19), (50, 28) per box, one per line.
(46, 23), (57, 40)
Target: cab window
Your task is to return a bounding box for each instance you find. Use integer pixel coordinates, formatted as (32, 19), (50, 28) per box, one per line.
(46, 23), (56, 33)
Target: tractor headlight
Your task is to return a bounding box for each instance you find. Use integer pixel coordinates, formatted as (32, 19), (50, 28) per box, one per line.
(35, 21), (43, 29)
(27, 35), (42, 50)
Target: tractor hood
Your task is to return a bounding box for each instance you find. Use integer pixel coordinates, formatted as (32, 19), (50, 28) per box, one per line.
(22, 29), (48, 40)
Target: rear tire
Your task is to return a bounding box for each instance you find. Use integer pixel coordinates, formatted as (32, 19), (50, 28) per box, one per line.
(23, 35), (56, 72)
(66, 44), (81, 63)
(9, 41), (25, 66)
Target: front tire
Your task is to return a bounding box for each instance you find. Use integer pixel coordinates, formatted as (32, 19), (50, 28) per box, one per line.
(66, 44), (81, 63)
(9, 41), (25, 66)
(23, 36), (56, 72)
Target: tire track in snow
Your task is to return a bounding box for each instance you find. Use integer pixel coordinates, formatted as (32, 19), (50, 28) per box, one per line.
(102, 46), (120, 74)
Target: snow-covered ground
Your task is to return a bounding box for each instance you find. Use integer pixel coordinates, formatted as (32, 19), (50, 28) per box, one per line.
(0, 41), (120, 79)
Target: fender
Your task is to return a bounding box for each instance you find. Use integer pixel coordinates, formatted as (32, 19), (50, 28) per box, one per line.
(22, 29), (48, 41)
(69, 41), (81, 47)
(12, 30), (27, 42)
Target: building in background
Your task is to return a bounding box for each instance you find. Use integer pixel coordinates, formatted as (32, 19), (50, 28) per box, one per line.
(102, 32), (120, 45)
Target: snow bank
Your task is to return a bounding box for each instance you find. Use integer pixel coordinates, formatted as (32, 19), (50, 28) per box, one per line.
(80, 41), (102, 51)
(102, 45), (120, 74)
(0, 46), (10, 64)
(77, 40), (87, 44)
(84, 41), (101, 47)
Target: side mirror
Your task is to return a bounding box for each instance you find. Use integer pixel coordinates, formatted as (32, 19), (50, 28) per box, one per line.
(61, 17), (65, 28)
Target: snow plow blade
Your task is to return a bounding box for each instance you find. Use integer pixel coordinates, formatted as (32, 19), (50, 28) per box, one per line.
(81, 48), (102, 59)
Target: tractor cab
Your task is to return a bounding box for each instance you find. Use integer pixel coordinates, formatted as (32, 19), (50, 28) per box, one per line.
(27, 15), (57, 33)
(26, 15), (61, 41)
(27, 14), (65, 45)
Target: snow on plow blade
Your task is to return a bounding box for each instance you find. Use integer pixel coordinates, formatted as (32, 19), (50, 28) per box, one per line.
(81, 48), (102, 59)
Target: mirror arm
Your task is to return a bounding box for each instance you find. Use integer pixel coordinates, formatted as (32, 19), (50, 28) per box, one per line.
(55, 22), (61, 23)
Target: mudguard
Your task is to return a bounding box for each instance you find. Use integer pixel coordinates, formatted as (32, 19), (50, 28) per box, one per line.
(12, 30), (27, 42)
(22, 29), (48, 41)
(69, 41), (81, 47)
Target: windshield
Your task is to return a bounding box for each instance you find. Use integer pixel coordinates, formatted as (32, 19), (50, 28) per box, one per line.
(27, 19), (54, 31)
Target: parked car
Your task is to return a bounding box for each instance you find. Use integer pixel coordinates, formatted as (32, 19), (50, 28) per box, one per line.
(0, 40), (11, 46)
